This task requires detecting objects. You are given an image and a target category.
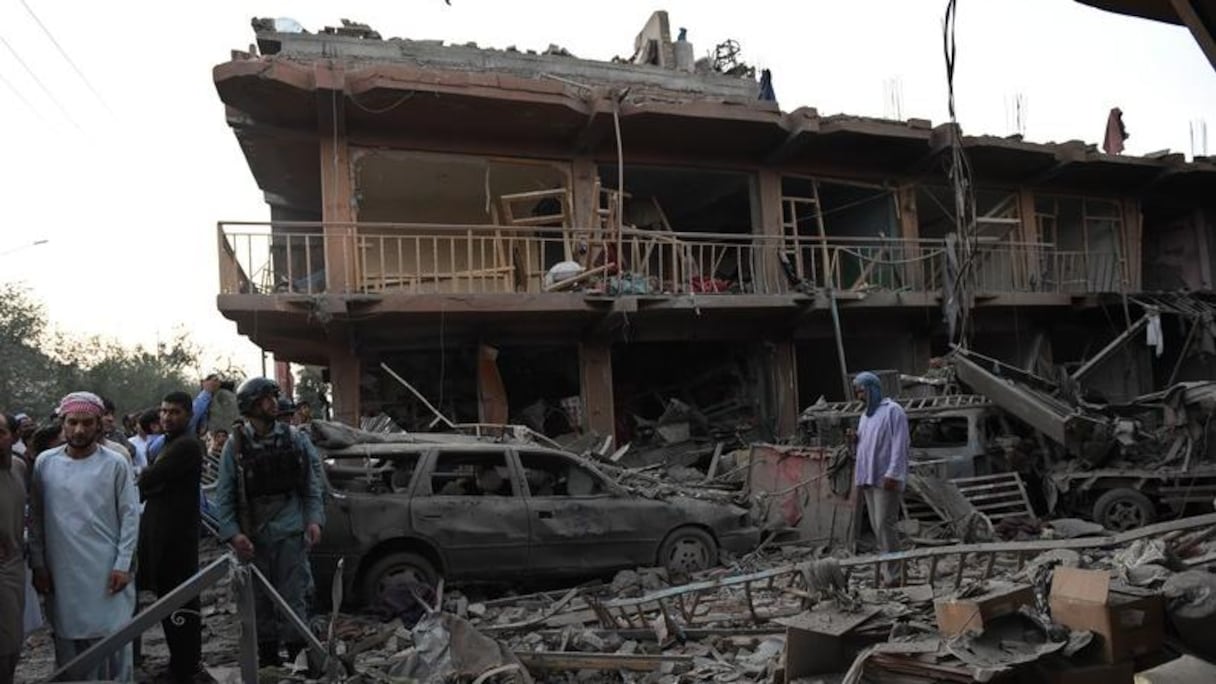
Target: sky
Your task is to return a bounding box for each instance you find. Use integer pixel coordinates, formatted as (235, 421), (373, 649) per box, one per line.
(1, 0), (1213, 378)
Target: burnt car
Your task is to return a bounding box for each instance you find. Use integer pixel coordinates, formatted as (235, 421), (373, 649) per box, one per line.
(312, 438), (759, 605)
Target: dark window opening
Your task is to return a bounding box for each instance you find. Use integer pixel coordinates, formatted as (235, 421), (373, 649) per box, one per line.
(780, 177), (899, 287)
(910, 417), (970, 448)
(598, 165), (756, 294)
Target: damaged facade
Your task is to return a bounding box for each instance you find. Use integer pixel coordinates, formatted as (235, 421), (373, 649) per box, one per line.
(212, 12), (1216, 454)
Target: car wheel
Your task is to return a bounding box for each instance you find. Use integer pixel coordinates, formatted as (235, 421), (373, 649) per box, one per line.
(1093, 488), (1156, 532)
(658, 527), (718, 575)
(361, 551), (439, 607)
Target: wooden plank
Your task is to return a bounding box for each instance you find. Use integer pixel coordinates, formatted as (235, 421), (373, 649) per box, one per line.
(774, 606), (881, 637)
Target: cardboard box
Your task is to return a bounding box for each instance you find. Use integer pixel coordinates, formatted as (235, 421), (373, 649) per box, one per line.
(934, 583), (1035, 637)
(1031, 659), (1134, 684)
(1048, 566), (1164, 664)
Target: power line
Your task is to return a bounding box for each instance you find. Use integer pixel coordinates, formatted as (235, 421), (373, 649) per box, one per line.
(19, 0), (109, 112)
(0, 66), (39, 117)
(0, 32), (79, 129)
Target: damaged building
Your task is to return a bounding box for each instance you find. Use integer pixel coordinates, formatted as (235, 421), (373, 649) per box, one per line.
(212, 11), (1216, 451)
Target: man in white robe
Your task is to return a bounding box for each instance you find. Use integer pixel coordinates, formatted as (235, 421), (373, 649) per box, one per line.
(29, 392), (140, 682)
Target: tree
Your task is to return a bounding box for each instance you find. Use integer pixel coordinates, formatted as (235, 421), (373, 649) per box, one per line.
(0, 283), (204, 419)
(0, 282), (63, 416)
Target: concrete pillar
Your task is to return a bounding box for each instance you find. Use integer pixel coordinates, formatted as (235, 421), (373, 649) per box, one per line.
(768, 340), (800, 438)
(1018, 189), (1040, 291)
(571, 157), (598, 229)
(751, 170), (784, 293)
(316, 64), (357, 294)
(898, 186), (922, 289)
(327, 330), (361, 426)
(578, 340), (615, 437)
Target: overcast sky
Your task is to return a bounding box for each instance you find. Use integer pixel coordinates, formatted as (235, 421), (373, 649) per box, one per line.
(1, 0), (1212, 377)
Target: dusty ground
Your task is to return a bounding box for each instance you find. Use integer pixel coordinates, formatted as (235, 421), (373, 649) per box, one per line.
(15, 539), (247, 683)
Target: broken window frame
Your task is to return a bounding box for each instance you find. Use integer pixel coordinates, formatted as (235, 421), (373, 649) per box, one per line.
(350, 148), (575, 295)
(322, 448), (424, 494)
(516, 449), (614, 498)
(1033, 193), (1128, 293)
(422, 448), (520, 497)
(779, 174), (900, 289)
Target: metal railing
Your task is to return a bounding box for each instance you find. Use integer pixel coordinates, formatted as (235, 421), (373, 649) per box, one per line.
(47, 553), (339, 682)
(217, 221), (1124, 299)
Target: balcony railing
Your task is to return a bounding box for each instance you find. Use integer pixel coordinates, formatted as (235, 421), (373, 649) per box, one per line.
(217, 221), (1124, 299)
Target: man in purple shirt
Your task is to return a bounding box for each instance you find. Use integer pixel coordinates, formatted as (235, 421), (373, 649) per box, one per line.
(852, 371), (909, 586)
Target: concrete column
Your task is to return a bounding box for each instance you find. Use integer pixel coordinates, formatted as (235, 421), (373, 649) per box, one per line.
(769, 340), (800, 438)
(317, 64), (357, 294)
(571, 157), (598, 229)
(751, 170), (784, 293)
(578, 340), (615, 437)
(1019, 189), (1040, 291)
(327, 331), (361, 426)
(898, 186), (922, 289)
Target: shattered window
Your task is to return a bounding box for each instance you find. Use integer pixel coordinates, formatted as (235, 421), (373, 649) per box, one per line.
(519, 451), (607, 497)
(429, 451), (514, 497)
(909, 417), (970, 448)
(389, 454), (421, 493)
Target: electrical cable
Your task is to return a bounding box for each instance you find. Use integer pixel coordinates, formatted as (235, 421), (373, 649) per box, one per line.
(0, 32), (79, 129)
(0, 66), (38, 116)
(941, 0), (978, 347)
(18, 0), (109, 112)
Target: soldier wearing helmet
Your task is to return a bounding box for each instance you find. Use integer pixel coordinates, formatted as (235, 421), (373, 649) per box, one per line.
(212, 377), (325, 668)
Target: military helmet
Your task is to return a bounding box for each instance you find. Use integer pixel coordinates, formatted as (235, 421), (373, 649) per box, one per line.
(276, 397), (297, 416)
(236, 377), (281, 415)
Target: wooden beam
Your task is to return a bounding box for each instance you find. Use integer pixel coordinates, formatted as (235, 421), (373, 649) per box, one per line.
(898, 186), (922, 289)
(317, 64), (357, 294)
(770, 340), (799, 438)
(1170, 0), (1216, 70)
(327, 326), (362, 426)
(579, 340), (615, 437)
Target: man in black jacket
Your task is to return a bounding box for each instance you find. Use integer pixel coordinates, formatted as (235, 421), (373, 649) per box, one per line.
(138, 391), (204, 682)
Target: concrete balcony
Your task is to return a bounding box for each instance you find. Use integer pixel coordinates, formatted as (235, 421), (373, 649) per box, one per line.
(217, 221), (1123, 303)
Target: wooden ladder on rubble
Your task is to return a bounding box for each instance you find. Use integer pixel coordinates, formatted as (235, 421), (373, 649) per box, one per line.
(581, 513), (1216, 630)
(810, 394), (991, 417)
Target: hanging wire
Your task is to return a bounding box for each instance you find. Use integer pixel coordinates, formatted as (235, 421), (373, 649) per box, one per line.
(942, 0), (978, 347)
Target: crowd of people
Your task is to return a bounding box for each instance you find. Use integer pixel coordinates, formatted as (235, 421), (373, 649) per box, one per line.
(0, 376), (324, 683)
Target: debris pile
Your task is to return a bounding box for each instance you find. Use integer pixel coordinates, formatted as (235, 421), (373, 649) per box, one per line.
(251, 511), (1212, 683)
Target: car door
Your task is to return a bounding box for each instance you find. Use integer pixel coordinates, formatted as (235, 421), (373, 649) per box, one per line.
(317, 447), (424, 598)
(409, 447), (530, 578)
(517, 449), (654, 574)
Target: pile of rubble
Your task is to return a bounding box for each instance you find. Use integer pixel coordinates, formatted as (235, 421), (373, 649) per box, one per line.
(186, 510), (1211, 683)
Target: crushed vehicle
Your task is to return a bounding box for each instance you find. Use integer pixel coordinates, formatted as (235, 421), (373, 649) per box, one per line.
(952, 347), (1216, 530)
(799, 393), (1009, 480)
(797, 349), (1216, 533)
(306, 423), (760, 606)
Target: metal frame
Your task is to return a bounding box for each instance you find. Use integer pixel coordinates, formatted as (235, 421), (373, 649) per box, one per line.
(46, 554), (329, 683)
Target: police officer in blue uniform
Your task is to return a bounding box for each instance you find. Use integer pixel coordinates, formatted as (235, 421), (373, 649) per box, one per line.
(213, 378), (325, 668)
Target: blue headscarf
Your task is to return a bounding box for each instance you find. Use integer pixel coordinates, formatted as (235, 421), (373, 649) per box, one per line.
(853, 371), (884, 417)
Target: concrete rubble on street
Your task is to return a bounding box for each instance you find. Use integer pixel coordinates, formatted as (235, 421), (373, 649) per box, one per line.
(17, 5), (1210, 683)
